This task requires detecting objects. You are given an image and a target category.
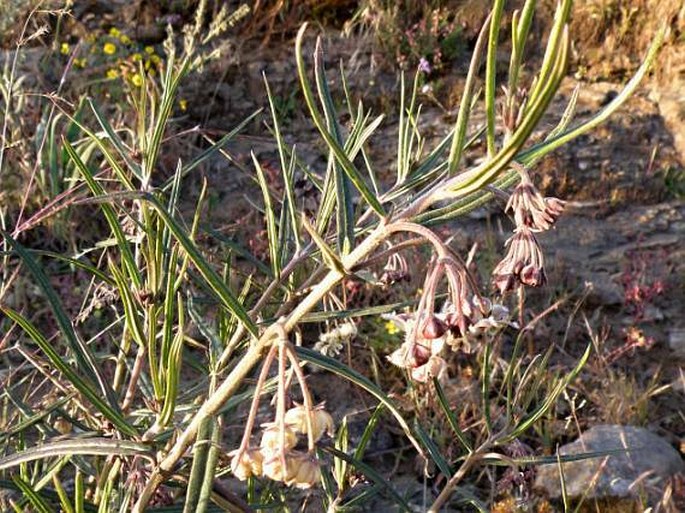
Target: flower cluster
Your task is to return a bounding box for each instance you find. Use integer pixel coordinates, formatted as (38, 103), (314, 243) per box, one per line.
(228, 336), (334, 489)
(314, 322), (357, 357)
(58, 27), (164, 89)
(385, 255), (513, 383)
(492, 167), (565, 294)
(230, 403), (333, 488)
(380, 250), (410, 285)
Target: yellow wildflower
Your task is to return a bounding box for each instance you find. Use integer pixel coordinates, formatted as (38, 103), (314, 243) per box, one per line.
(131, 73), (143, 87)
(106, 69), (118, 79)
(60, 42), (70, 55)
(74, 58), (87, 68)
(119, 34), (131, 45)
(150, 54), (161, 65)
(179, 99), (187, 111)
(131, 53), (142, 62)
(103, 42), (117, 55)
(108, 27), (120, 37)
(144, 46), (155, 54)
(385, 320), (399, 335)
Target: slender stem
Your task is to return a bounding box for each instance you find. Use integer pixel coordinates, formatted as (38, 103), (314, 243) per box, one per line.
(122, 346), (146, 413)
(237, 345), (278, 455)
(285, 346), (316, 452)
(276, 340), (288, 471)
(427, 438), (495, 512)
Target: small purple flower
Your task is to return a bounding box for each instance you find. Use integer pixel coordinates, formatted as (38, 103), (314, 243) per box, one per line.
(418, 57), (432, 74)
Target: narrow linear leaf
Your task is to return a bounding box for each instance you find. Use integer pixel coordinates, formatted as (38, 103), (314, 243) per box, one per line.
(168, 109), (262, 189)
(0, 438), (152, 471)
(413, 422), (452, 478)
(295, 24), (385, 217)
(505, 342), (591, 442)
(252, 152), (281, 277)
(12, 476), (56, 513)
(433, 378), (472, 452)
(301, 215), (345, 274)
(295, 346), (425, 458)
(64, 139), (142, 287)
(1, 307), (138, 437)
(1, 230), (120, 410)
(88, 99), (142, 179)
(322, 447), (411, 512)
(143, 195), (258, 337)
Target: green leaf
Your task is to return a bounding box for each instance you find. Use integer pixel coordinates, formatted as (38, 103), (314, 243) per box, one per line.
(313, 38), (355, 254)
(162, 109), (262, 191)
(1, 230), (121, 411)
(64, 139), (142, 288)
(295, 25), (385, 218)
(433, 378), (472, 453)
(301, 215), (345, 274)
(485, 0), (506, 157)
(0, 438), (152, 471)
(12, 476), (56, 513)
(88, 99), (143, 180)
(143, 194), (258, 337)
(294, 347), (424, 458)
(252, 152), (281, 277)
(413, 422), (452, 478)
(504, 343), (591, 442)
(1, 307), (138, 437)
(448, 14), (491, 175)
(322, 447), (411, 512)
(183, 417), (219, 513)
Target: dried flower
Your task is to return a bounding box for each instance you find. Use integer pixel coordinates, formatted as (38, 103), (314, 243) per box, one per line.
(314, 322), (356, 357)
(229, 448), (263, 480)
(284, 404), (334, 442)
(260, 424), (297, 455)
(285, 453), (322, 489)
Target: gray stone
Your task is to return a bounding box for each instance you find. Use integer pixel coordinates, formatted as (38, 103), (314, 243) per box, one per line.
(534, 425), (684, 500)
(668, 329), (685, 357)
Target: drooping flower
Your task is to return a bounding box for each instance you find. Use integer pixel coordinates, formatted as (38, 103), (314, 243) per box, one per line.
(284, 404), (334, 442)
(284, 452), (322, 489)
(259, 424), (297, 455)
(506, 173), (565, 232)
(492, 227), (546, 294)
(229, 448), (263, 481)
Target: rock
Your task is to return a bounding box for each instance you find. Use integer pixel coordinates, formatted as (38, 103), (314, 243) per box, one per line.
(668, 329), (685, 357)
(534, 425), (684, 500)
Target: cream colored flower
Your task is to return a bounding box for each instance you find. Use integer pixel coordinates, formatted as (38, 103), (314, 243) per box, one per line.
(410, 355), (447, 384)
(229, 448), (263, 480)
(285, 453), (321, 489)
(259, 424), (297, 455)
(262, 454), (292, 482)
(284, 404), (334, 442)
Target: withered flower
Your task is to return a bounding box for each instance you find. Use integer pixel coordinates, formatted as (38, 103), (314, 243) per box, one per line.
(229, 448), (264, 481)
(259, 424), (298, 455)
(284, 404), (334, 442)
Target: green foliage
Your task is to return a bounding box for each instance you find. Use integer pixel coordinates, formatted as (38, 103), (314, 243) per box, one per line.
(0, 1), (667, 512)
